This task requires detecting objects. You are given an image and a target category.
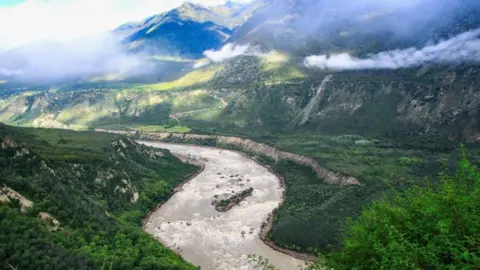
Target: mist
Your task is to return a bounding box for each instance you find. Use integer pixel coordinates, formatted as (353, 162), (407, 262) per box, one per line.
(203, 43), (259, 63)
(0, 32), (154, 84)
(231, 0), (480, 56)
(304, 28), (480, 70)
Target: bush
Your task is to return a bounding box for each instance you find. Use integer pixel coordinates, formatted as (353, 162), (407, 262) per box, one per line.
(325, 152), (480, 269)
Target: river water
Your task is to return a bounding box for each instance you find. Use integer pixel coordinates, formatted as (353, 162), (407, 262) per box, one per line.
(138, 141), (304, 270)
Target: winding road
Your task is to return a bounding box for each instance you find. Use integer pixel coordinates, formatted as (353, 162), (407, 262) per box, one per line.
(169, 93), (228, 124)
(139, 141), (304, 270)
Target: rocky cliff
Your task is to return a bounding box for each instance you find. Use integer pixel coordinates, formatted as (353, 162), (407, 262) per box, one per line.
(0, 60), (478, 143)
(133, 132), (360, 186)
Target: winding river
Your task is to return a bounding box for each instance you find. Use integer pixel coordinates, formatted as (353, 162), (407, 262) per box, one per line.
(139, 141), (304, 270)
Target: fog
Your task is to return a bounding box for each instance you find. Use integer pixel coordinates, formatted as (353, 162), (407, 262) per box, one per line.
(203, 43), (260, 63)
(304, 28), (480, 70)
(1, 0), (479, 82)
(256, 0), (479, 38)
(0, 33), (154, 83)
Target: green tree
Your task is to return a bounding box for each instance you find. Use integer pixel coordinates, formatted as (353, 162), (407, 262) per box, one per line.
(325, 154), (480, 269)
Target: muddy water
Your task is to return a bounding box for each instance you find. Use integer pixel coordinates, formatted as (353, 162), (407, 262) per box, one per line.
(139, 141), (304, 270)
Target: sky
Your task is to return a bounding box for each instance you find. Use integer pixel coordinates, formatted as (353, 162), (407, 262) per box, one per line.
(0, 0), (252, 50)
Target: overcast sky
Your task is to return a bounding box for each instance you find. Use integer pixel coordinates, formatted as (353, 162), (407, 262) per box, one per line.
(0, 0), (253, 50)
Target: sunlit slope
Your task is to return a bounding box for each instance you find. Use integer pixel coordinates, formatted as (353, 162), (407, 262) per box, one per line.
(0, 54), (479, 142)
(140, 64), (225, 91)
(0, 124), (199, 269)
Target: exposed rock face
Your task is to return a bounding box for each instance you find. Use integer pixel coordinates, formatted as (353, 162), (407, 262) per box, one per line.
(295, 74), (333, 126)
(1, 136), (17, 149)
(1, 64), (478, 142)
(0, 186), (34, 213)
(38, 212), (60, 231)
(137, 132), (360, 186)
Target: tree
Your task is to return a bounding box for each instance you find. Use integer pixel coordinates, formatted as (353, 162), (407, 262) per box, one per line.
(324, 154), (480, 269)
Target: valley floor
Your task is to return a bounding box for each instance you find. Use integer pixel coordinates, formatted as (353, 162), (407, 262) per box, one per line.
(140, 141), (304, 270)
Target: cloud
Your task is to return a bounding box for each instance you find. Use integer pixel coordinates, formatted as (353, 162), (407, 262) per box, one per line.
(193, 60), (212, 69)
(0, 0), (253, 50)
(0, 0), (254, 82)
(304, 28), (480, 70)
(0, 67), (22, 77)
(0, 32), (154, 83)
(204, 43), (262, 62)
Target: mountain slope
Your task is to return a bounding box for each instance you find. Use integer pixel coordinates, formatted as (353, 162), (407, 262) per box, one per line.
(117, 1), (268, 33)
(120, 3), (233, 58)
(229, 0), (480, 55)
(1, 0), (480, 262)
(0, 124), (199, 269)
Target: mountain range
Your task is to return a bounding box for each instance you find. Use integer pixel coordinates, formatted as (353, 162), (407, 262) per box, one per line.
(116, 1), (268, 58)
(230, 0), (480, 55)
(0, 0), (478, 139)
(1, 0), (480, 269)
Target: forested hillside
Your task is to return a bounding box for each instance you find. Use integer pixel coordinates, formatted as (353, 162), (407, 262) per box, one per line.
(324, 153), (480, 269)
(0, 0), (479, 268)
(0, 124), (199, 269)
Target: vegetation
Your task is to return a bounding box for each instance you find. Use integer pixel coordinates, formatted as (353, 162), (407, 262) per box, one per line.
(213, 187), (254, 212)
(0, 49), (479, 269)
(249, 154), (480, 270)
(141, 64), (224, 91)
(103, 124), (192, 134)
(134, 125), (191, 133)
(0, 124), (200, 269)
(324, 152), (480, 269)
(155, 132), (480, 258)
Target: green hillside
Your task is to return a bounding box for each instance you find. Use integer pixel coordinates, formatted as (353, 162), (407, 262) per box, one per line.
(0, 0), (479, 268)
(1, 54), (479, 257)
(0, 124), (199, 269)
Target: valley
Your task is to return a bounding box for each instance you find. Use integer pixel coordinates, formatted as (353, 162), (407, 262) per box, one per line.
(1, 0), (480, 269)
(0, 124), (201, 269)
(140, 141), (305, 270)
(1, 55), (480, 268)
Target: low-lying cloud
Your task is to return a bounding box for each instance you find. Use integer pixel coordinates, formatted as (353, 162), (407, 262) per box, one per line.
(0, 0), (255, 51)
(0, 33), (154, 83)
(203, 43), (260, 63)
(304, 28), (480, 70)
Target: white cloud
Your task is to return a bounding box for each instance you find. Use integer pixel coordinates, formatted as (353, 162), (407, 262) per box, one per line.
(0, 0), (252, 50)
(204, 43), (261, 62)
(0, 32), (154, 82)
(193, 60), (212, 69)
(304, 28), (480, 70)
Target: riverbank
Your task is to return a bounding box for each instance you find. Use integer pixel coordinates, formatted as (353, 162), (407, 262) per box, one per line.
(142, 154), (205, 230)
(248, 153), (318, 262)
(137, 141), (304, 269)
(139, 140), (318, 263)
(96, 129), (360, 186)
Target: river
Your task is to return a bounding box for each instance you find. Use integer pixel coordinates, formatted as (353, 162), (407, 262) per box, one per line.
(138, 141), (305, 270)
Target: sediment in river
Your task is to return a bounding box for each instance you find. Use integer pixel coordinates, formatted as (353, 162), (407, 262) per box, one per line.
(138, 141), (305, 270)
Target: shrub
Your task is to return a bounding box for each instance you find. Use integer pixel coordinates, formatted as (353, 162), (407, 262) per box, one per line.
(325, 152), (480, 269)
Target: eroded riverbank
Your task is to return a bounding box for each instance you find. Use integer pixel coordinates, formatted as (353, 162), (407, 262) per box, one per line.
(139, 141), (305, 270)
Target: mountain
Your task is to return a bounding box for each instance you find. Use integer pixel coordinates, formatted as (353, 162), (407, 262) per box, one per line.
(229, 0), (480, 55)
(117, 1), (268, 33)
(118, 3), (232, 58)
(1, 0), (480, 265)
(207, 0), (270, 29)
(117, 1), (270, 58)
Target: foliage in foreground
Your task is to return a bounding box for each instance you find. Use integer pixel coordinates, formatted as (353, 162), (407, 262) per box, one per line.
(251, 153), (480, 270)
(325, 153), (480, 269)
